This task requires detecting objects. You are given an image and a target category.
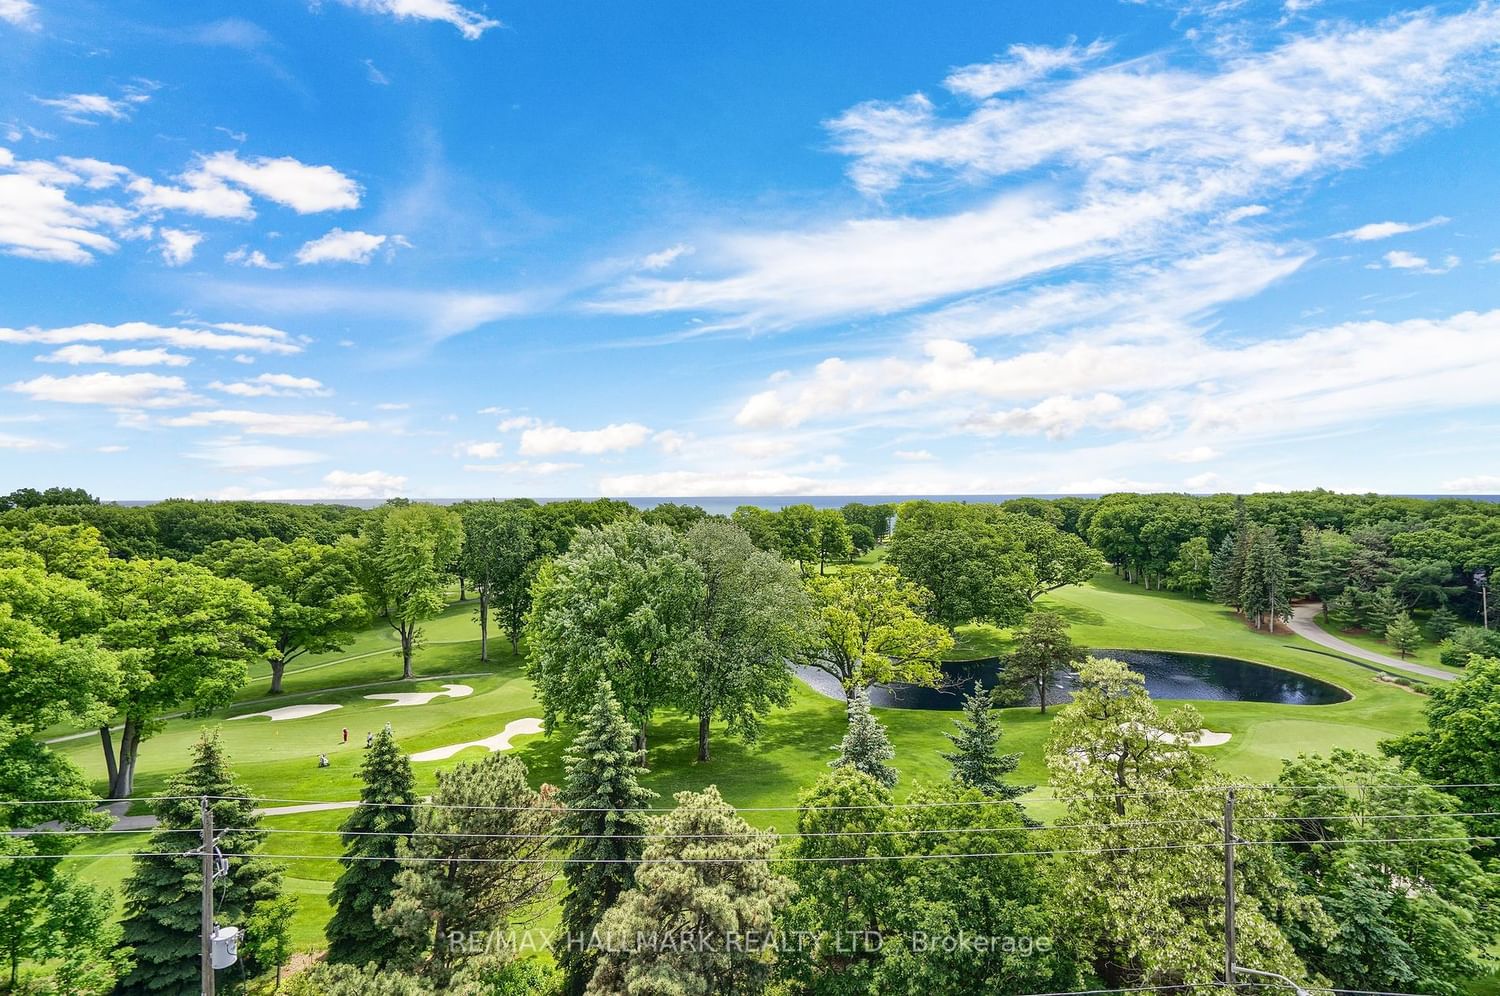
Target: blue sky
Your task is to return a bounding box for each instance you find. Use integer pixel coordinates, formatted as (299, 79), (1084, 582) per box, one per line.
(2, 0), (1499, 500)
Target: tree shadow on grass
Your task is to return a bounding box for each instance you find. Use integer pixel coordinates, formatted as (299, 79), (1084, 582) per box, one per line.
(1044, 601), (1107, 627)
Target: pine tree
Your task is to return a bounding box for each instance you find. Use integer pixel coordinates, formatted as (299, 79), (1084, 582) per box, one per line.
(1426, 605), (1459, 642)
(1209, 533), (1243, 608)
(1238, 525), (1291, 631)
(555, 680), (657, 996)
(831, 685), (898, 788)
(117, 731), (282, 996)
(1361, 586), (1402, 635)
(585, 787), (794, 996)
(1326, 589), (1362, 631)
(326, 725), (418, 966)
(1385, 612), (1422, 659)
(940, 690), (1026, 799)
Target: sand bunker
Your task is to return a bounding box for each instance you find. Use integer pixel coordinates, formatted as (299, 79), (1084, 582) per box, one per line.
(228, 703), (343, 722)
(364, 683), (474, 707)
(1127, 722), (1231, 747)
(410, 718), (544, 763)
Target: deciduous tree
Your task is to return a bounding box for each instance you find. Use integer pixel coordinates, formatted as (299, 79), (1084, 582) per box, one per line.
(999, 610), (1083, 714)
(804, 565), (953, 690)
(352, 504), (464, 679)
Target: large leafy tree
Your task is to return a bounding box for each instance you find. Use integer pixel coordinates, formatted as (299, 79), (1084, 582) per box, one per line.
(200, 536), (368, 693)
(1045, 658), (1320, 989)
(117, 732), (283, 996)
(1009, 514), (1106, 602)
(814, 509), (854, 574)
(778, 771), (1074, 996)
(326, 727), (418, 967)
(378, 755), (558, 979)
(940, 689), (1026, 799)
(526, 520), (704, 764)
(98, 557), (272, 798)
(1295, 526), (1356, 615)
(585, 787), (794, 996)
(776, 504), (822, 574)
(0, 526), (124, 993)
(804, 564), (953, 690)
(352, 503), (464, 679)
(999, 610), (1083, 714)
(1272, 750), (1497, 996)
(682, 520), (816, 761)
(886, 523), (1033, 630)
(1166, 536), (1214, 598)
(457, 502), (535, 662)
(555, 681), (656, 996)
(1383, 653), (1500, 856)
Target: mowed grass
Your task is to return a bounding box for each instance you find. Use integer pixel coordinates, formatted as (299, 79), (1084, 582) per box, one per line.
(1308, 612), (1473, 675)
(58, 573), (1432, 953)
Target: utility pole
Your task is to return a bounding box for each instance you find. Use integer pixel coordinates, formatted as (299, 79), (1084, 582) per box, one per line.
(1477, 569), (1489, 631)
(1223, 788), (1236, 990)
(200, 797), (215, 996)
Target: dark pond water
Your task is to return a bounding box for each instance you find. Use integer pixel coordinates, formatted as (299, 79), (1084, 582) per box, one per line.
(796, 648), (1350, 711)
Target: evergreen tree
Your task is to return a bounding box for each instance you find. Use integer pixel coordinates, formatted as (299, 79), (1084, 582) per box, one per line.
(555, 681), (656, 996)
(1209, 533), (1243, 608)
(326, 726), (418, 966)
(1426, 605), (1459, 641)
(1326, 589), (1361, 631)
(1385, 612), (1422, 659)
(1437, 627), (1491, 667)
(585, 787), (794, 996)
(377, 753), (558, 978)
(1361, 585), (1402, 635)
(940, 689), (1026, 799)
(117, 732), (282, 996)
(1239, 525), (1291, 631)
(830, 685), (898, 788)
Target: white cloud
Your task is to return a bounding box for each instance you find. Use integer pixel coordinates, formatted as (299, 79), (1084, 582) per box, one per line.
(0, 164), (136, 263)
(1382, 249), (1458, 274)
(375, 402), (409, 410)
(640, 243), (693, 270)
(0, 320), (300, 354)
(190, 151), (360, 214)
(653, 429), (688, 454)
(56, 157), (132, 189)
(8, 371), (197, 407)
(1224, 204), (1269, 223)
(598, 470), (820, 497)
(463, 461), (580, 475)
(961, 393), (1127, 439)
(1184, 471), (1228, 491)
(225, 246), (282, 269)
(602, 7), (1500, 330)
(295, 228), (403, 265)
(1053, 477), (1170, 494)
(35, 92), (148, 124)
(1168, 445), (1221, 463)
(457, 441), (504, 458)
(943, 40), (1112, 99)
(97, 444), (128, 453)
(208, 373), (329, 397)
(333, 0), (501, 40)
(1335, 216), (1449, 241)
(187, 440), (326, 470)
(1440, 475), (1500, 493)
(218, 470), (407, 500)
(519, 422), (653, 455)
(159, 409), (368, 435)
(893, 449), (936, 461)
(129, 176), (253, 220)
(0, 0), (38, 28)
(497, 415), (540, 432)
(0, 431), (54, 451)
(364, 59), (391, 85)
(158, 227), (202, 266)
(35, 344), (192, 367)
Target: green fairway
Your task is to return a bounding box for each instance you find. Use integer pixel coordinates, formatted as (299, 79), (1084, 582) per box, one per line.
(57, 572), (1431, 954)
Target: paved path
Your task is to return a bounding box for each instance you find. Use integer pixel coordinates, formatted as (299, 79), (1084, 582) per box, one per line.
(1287, 604), (1454, 682)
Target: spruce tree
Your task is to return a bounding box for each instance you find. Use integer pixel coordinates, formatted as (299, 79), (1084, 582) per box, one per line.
(831, 685), (898, 788)
(555, 680), (657, 996)
(117, 731), (282, 996)
(326, 725), (418, 966)
(1209, 533), (1242, 608)
(1361, 586), (1402, 635)
(1326, 589), (1362, 631)
(941, 690), (1026, 799)
(1238, 525), (1290, 631)
(1385, 612), (1422, 659)
(1426, 605), (1459, 642)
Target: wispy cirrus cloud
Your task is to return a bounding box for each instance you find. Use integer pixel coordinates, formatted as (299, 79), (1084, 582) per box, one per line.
(331, 0), (500, 40)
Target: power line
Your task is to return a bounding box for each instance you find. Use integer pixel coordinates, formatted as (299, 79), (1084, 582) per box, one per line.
(7, 833), (1495, 864)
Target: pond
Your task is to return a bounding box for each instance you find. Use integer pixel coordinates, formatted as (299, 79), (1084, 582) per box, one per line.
(795, 648), (1351, 711)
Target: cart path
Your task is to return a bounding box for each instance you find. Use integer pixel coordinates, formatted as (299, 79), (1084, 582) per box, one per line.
(1287, 603), (1454, 682)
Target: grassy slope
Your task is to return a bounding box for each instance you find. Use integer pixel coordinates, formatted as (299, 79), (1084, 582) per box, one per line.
(1308, 612), (1474, 675)
(59, 574), (1431, 955)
